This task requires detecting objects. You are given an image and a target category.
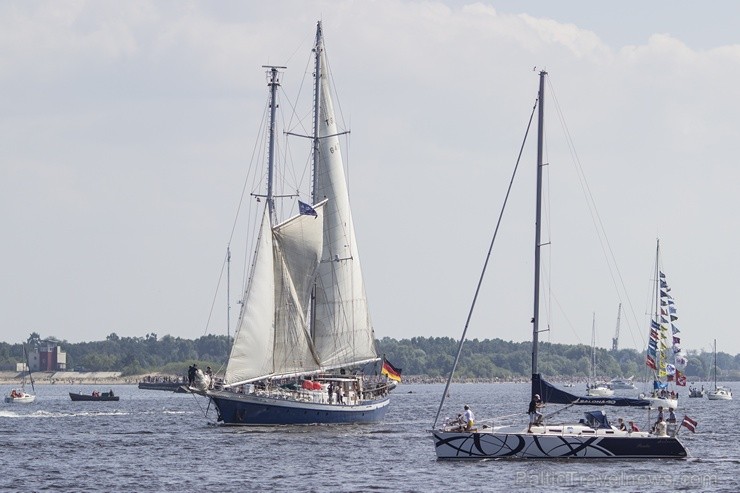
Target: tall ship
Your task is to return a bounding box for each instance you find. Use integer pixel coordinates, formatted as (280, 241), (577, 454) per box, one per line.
(198, 22), (394, 425)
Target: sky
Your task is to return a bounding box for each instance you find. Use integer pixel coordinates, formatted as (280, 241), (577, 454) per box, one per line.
(2, 1), (740, 355)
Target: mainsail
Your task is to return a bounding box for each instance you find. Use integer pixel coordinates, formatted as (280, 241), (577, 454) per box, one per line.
(311, 25), (378, 370)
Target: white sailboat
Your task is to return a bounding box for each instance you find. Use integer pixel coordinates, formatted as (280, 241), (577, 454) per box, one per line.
(200, 22), (393, 425)
(4, 344), (36, 404)
(707, 339), (732, 400)
(586, 314), (614, 397)
(431, 71), (687, 459)
(639, 240), (685, 410)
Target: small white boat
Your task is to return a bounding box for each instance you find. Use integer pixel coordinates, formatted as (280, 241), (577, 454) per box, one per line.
(639, 392), (678, 410)
(610, 377), (637, 390)
(4, 344), (36, 404)
(4, 388), (35, 404)
(707, 339), (732, 401)
(587, 315), (614, 397)
(707, 386), (732, 400)
(587, 383), (615, 397)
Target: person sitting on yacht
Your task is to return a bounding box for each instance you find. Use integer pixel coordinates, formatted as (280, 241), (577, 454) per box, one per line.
(628, 421), (639, 433)
(462, 404), (475, 431)
(617, 418), (627, 431)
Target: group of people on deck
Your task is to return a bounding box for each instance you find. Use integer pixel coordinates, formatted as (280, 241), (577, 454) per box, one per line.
(450, 395), (677, 435)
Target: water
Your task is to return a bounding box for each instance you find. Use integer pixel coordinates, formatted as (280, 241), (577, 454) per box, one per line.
(1, 382), (737, 492)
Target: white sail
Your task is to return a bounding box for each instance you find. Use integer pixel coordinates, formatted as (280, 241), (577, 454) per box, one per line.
(224, 202), (327, 386)
(272, 202), (326, 377)
(312, 40), (378, 369)
(225, 207), (276, 385)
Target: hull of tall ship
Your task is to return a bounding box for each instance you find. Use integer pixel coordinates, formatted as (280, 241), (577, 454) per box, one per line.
(4, 394), (35, 404)
(207, 390), (391, 425)
(432, 427), (688, 459)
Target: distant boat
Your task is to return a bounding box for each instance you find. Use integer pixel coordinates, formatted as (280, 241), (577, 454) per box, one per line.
(430, 71), (686, 459)
(639, 241), (685, 410)
(138, 381), (187, 392)
(609, 376), (637, 390)
(707, 339), (732, 401)
(688, 386), (705, 398)
(4, 344), (36, 404)
(199, 22), (394, 425)
(69, 391), (119, 402)
(586, 314), (614, 397)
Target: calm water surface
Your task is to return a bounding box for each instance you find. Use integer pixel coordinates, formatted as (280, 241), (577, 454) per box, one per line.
(1, 382), (737, 492)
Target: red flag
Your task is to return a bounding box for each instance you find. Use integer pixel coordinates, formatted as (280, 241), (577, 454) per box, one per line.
(681, 415), (698, 433)
(646, 356), (657, 370)
(675, 370), (687, 386)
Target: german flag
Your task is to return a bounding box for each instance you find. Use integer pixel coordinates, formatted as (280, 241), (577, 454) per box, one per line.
(381, 359), (402, 382)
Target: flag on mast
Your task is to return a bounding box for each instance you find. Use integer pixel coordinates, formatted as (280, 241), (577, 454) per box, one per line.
(381, 359), (402, 382)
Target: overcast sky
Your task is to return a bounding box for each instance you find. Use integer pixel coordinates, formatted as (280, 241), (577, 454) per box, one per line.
(2, 1), (739, 356)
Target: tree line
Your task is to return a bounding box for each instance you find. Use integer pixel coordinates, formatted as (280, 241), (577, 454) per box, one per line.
(1, 333), (739, 381)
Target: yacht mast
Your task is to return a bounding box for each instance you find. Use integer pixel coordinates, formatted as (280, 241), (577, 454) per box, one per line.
(311, 21), (323, 202)
(531, 70), (546, 378)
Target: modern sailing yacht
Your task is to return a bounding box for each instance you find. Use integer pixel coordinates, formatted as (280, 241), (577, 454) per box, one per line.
(431, 71), (687, 459)
(198, 22), (393, 425)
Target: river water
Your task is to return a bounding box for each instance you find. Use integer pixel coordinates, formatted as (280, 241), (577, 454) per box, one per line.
(1, 382), (737, 492)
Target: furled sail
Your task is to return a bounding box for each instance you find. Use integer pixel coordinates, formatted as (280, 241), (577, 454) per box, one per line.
(224, 202), (326, 386)
(532, 374), (650, 407)
(311, 35), (378, 369)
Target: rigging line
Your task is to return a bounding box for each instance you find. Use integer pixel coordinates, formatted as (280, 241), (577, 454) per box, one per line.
(202, 249), (230, 336)
(546, 77), (645, 352)
(204, 80), (271, 336)
(432, 98), (539, 430)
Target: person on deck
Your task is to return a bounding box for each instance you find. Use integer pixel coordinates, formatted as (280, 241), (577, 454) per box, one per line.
(617, 418), (627, 431)
(667, 408), (676, 423)
(628, 421), (640, 433)
(462, 405), (475, 431)
(527, 394), (544, 433)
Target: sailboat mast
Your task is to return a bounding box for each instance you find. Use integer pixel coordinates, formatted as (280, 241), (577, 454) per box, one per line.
(264, 65), (285, 224)
(714, 338), (717, 388)
(309, 22), (323, 339)
(227, 245), (231, 342)
(590, 313), (596, 382)
(653, 239), (660, 379)
(612, 303), (621, 351)
(311, 21), (323, 202)
(531, 70), (546, 377)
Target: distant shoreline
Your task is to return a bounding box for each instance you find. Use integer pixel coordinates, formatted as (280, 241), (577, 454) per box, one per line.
(1, 372), (727, 386)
